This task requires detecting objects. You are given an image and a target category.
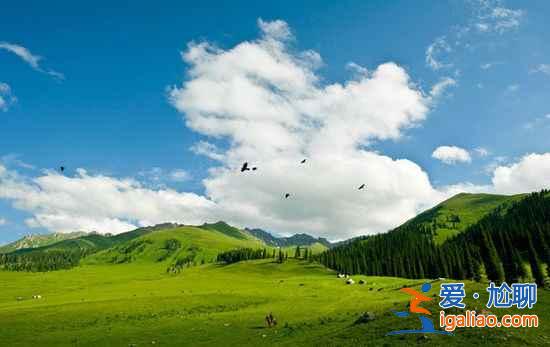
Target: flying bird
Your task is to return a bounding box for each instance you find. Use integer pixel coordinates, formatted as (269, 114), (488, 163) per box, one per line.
(284, 193), (290, 199)
(59, 166), (65, 173)
(300, 159), (307, 164)
(358, 184), (366, 190)
(240, 162), (250, 172)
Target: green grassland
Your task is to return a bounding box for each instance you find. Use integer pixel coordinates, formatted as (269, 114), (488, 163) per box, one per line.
(0, 259), (548, 346)
(400, 193), (524, 244)
(1, 192), (547, 346)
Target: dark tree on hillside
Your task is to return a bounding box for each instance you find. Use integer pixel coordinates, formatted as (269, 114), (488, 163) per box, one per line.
(527, 234), (546, 286)
(295, 246), (301, 259)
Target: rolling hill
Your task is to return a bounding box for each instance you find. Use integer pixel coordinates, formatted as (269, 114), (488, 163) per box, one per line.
(398, 192), (524, 243)
(84, 223), (265, 268)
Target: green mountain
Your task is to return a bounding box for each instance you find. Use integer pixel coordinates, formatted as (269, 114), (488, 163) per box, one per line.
(245, 227), (333, 248)
(0, 231), (88, 254)
(0, 223), (181, 271)
(400, 192), (524, 243)
(85, 223), (265, 270)
(318, 189), (550, 285)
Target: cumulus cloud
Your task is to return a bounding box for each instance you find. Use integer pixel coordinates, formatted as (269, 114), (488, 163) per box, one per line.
(0, 42), (64, 79)
(0, 83), (16, 111)
(0, 166), (216, 234)
(491, 153), (550, 194)
(432, 146), (472, 164)
(166, 18), (454, 239)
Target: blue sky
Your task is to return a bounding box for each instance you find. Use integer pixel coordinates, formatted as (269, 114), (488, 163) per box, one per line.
(1, 0), (549, 243)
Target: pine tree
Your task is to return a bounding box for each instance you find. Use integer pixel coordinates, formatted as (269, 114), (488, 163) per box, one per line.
(527, 234), (546, 286)
(295, 246), (301, 259)
(479, 229), (505, 284)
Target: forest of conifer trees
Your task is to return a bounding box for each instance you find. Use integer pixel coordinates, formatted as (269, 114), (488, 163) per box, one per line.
(317, 190), (550, 286)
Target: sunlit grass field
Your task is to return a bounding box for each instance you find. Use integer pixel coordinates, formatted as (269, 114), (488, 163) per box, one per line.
(0, 259), (548, 346)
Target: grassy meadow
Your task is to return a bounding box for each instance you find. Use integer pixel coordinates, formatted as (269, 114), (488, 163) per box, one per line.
(0, 258), (548, 346)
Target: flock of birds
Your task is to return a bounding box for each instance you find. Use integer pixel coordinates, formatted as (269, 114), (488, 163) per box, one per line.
(240, 159), (366, 199)
(58, 160), (366, 199)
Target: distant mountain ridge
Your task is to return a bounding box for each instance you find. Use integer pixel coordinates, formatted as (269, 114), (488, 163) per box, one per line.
(0, 231), (88, 253)
(245, 228), (333, 248)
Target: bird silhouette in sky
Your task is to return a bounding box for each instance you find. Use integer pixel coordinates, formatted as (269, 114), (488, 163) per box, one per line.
(284, 193), (290, 199)
(252, 167), (257, 171)
(240, 162), (250, 172)
(59, 166), (65, 173)
(358, 184), (366, 190)
(300, 159), (307, 164)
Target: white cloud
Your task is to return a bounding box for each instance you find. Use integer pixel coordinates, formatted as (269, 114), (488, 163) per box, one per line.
(257, 18), (292, 41)
(505, 83), (519, 93)
(432, 146), (472, 164)
(137, 167), (192, 187)
(165, 19), (458, 239)
(523, 113), (550, 130)
(480, 63), (493, 69)
(0, 42), (64, 79)
(0, 218), (6, 226)
(430, 77), (457, 98)
(169, 169), (191, 182)
(0, 166), (216, 234)
(346, 62), (369, 77)
(474, 147), (490, 157)
(426, 37), (452, 70)
(0, 83), (16, 111)
(190, 141), (225, 162)
(491, 153), (550, 194)
(530, 64), (550, 76)
(425, 1), (525, 73)
(480, 62), (502, 70)
(474, 2), (524, 34)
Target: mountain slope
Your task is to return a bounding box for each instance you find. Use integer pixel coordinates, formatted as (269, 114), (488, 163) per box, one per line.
(0, 224), (182, 271)
(0, 232), (88, 253)
(84, 224), (265, 271)
(318, 190), (550, 284)
(399, 192), (524, 243)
